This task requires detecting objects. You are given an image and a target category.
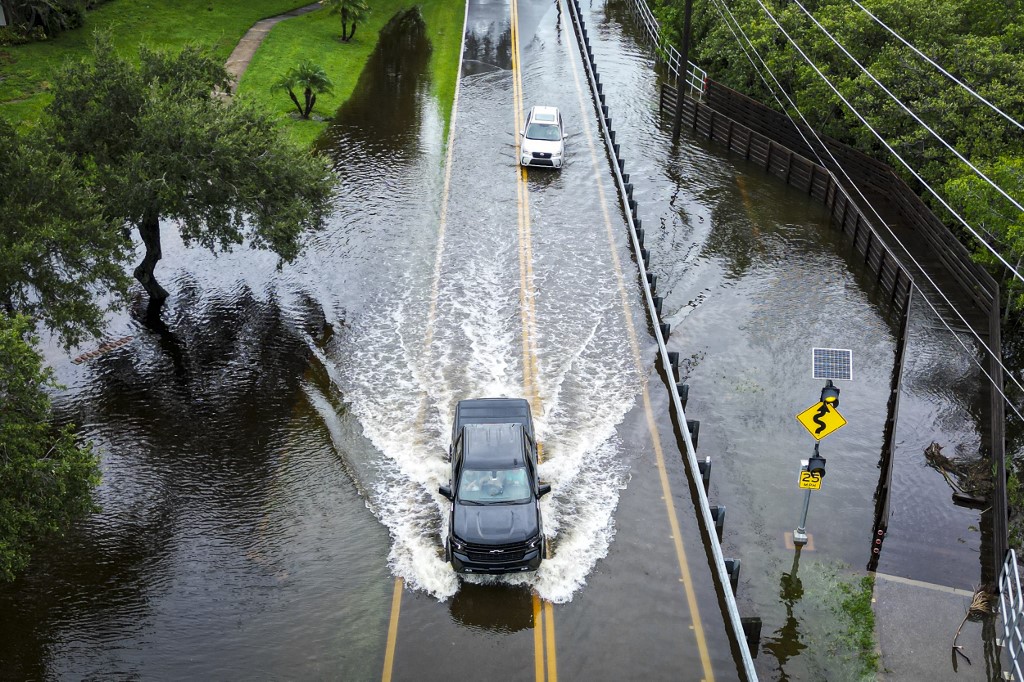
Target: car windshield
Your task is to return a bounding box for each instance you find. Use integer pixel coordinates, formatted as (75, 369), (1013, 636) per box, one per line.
(525, 122), (561, 142)
(458, 467), (531, 504)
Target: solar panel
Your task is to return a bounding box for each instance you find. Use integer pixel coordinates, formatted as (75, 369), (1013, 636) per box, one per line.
(812, 348), (853, 380)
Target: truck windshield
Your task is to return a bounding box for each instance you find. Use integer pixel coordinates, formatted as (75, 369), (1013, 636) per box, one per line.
(458, 467), (531, 504)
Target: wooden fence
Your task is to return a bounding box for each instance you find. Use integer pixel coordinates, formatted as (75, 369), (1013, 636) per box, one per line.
(661, 82), (914, 311)
(661, 78), (1008, 572)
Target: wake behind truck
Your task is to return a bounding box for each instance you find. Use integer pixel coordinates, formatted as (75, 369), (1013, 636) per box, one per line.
(439, 398), (551, 574)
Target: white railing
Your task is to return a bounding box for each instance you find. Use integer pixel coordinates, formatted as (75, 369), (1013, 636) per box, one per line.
(1001, 550), (1024, 680)
(565, 0), (755, 677)
(627, 0), (707, 100)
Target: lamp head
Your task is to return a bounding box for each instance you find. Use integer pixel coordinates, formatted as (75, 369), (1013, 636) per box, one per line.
(807, 455), (827, 477)
(820, 379), (840, 408)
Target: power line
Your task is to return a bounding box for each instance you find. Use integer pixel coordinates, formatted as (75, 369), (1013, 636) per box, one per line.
(848, 0), (1024, 136)
(701, 0), (1024, 420)
(789, 0), (1024, 287)
(749, 0), (1024, 417)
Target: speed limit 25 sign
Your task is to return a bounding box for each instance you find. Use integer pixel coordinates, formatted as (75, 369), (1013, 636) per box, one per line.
(799, 470), (822, 490)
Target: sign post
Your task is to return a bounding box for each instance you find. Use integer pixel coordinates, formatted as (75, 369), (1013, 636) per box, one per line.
(793, 347), (852, 548)
(793, 443), (827, 546)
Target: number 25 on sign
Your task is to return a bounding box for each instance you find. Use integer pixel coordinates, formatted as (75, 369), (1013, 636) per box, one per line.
(799, 470), (822, 490)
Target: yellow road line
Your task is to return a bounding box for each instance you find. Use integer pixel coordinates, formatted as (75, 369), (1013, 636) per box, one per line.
(561, 1), (715, 677)
(381, 577), (405, 682)
(380, 0), (470, 677)
(544, 600), (558, 678)
(533, 594), (545, 680)
(510, 0), (556, 679)
(512, 0), (540, 411)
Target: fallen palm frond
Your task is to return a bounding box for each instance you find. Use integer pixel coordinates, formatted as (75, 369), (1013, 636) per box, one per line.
(952, 585), (997, 664)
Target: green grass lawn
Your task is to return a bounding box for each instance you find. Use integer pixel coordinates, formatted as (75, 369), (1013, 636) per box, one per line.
(1, 0), (465, 149)
(239, 0), (465, 148)
(0, 0), (315, 128)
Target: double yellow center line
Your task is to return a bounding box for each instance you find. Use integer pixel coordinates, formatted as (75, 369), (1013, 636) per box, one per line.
(385, 0), (712, 679)
(510, 0), (559, 678)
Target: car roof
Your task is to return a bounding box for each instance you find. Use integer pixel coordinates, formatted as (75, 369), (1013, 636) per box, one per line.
(530, 105), (559, 123)
(462, 423), (527, 469)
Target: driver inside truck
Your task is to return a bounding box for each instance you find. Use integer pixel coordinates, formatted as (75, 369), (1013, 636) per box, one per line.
(482, 471), (503, 495)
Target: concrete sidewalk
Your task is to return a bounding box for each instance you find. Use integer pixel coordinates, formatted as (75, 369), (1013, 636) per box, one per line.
(874, 572), (1003, 680)
(223, 2), (322, 92)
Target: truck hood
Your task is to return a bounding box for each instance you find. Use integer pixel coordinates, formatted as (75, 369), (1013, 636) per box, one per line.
(454, 503), (539, 545)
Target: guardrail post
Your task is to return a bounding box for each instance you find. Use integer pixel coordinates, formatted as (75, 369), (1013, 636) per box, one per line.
(711, 505), (726, 541)
(741, 617), (761, 657)
(725, 558), (741, 593)
(698, 456), (711, 492)
(687, 419), (700, 449)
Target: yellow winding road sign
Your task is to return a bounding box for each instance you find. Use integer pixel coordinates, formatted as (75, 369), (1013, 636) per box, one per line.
(796, 401), (847, 440)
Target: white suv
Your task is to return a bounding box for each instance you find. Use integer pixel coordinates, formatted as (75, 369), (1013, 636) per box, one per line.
(520, 106), (565, 169)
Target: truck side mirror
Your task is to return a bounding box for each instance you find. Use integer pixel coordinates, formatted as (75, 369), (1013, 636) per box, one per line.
(439, 485), (453, 500)
(538, 483), (552, 497)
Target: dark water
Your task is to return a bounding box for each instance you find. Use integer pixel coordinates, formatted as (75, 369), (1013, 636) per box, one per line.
(0, 0), (1005, 679)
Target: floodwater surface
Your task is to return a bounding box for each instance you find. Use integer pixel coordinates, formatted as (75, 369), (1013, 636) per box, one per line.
(0, 0), (1003, 679)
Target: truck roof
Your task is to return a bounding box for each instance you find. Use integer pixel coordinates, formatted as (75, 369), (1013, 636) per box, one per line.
(454, 398), (532, 426)
(462, 423), (527, 469)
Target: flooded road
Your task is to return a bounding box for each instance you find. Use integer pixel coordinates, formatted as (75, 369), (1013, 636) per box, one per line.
(0, 0), (1000, 679)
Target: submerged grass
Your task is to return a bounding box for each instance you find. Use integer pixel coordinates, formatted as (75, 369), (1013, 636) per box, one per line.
(0, 0), (313, 126)
(773, 560), (879, 681)
(239, 0), (464, 148)
(836, 575), (880, 679)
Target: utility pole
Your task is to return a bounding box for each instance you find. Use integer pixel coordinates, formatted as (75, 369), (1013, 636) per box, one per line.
(670, 0), (695, 143)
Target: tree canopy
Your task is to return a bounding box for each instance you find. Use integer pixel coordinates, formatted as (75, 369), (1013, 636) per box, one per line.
(42, 34), (337, 304)
(0, 117), (130, 348)
(0, 313), (100, 581)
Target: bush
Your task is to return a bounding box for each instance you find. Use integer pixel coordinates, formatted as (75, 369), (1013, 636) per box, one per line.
(5, 0), (89, 41)
(0, 24), (46, 45)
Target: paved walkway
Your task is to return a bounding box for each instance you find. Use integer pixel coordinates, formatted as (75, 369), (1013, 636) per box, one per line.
(874, 572), (1000, 680)
(223, 3), (322, 92)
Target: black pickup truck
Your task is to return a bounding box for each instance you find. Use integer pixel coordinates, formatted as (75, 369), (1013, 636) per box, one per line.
(439, 398), (551, 574)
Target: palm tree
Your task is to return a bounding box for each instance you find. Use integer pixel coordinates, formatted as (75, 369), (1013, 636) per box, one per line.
(321, 0), (370, 42)
(275, 61), (333, 119)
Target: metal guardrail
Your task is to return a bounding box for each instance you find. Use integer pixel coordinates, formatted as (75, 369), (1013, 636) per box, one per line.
(1000, 550), (1023, 680)
(625, 0), (707, 100)
(565, 0), (758, 678)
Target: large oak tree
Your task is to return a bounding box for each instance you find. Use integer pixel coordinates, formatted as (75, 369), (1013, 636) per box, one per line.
(42, 34), (336, 305)
(0, 117), (130, 348)
(0, 313), (100, 581)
